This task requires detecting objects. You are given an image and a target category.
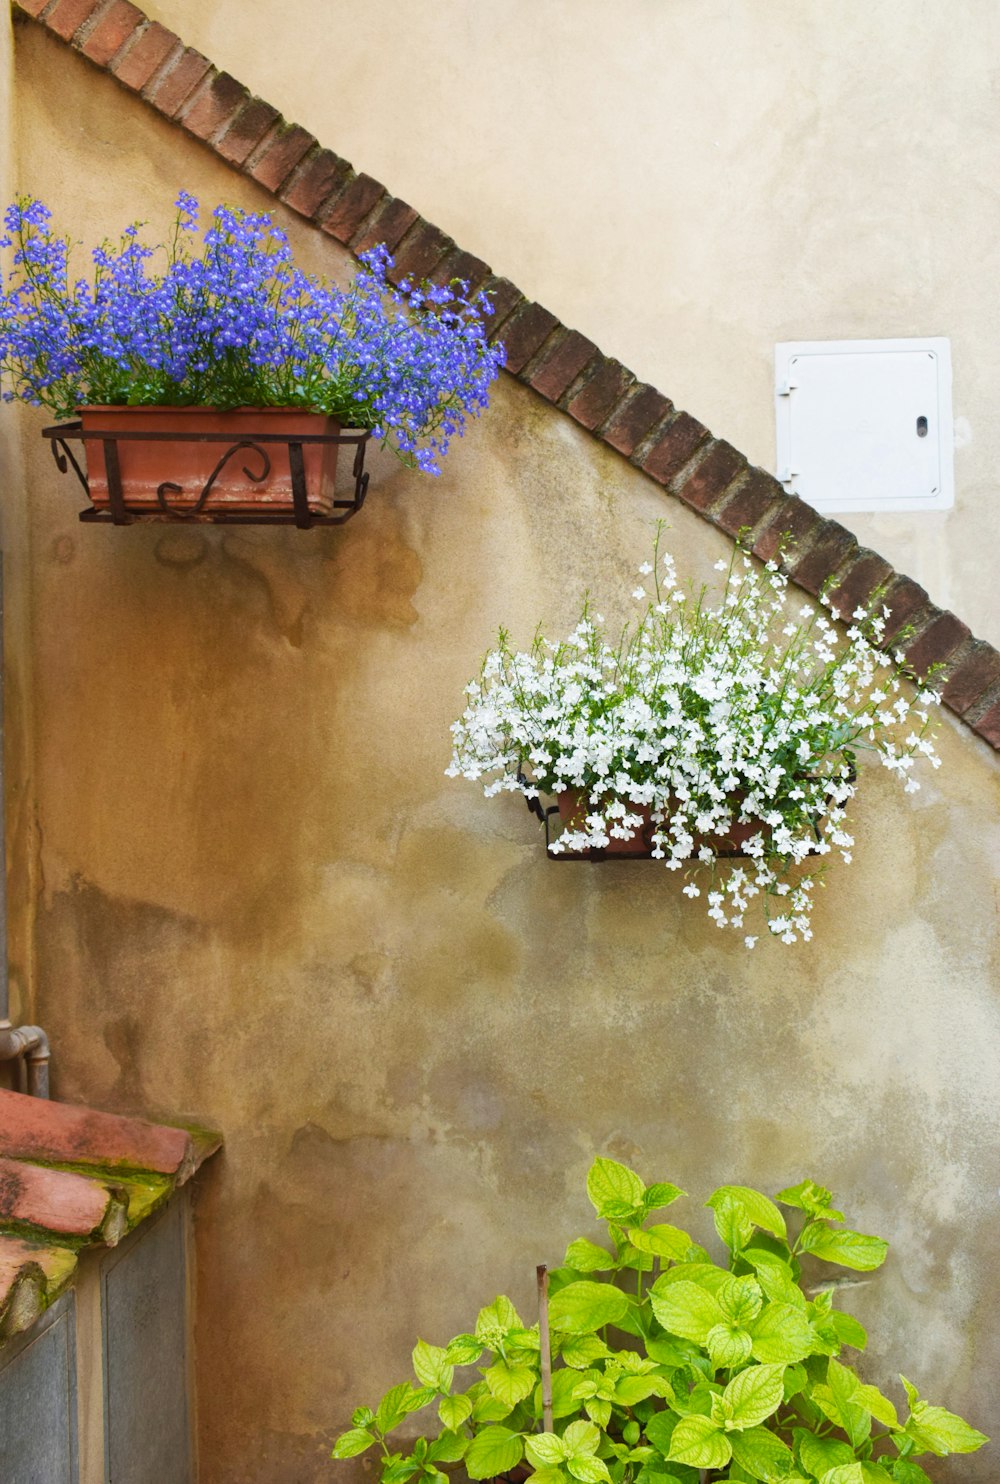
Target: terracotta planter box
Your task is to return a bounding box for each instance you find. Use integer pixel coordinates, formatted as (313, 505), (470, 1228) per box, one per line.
(79, 406), (345, 517)
(554, 788), (767, 859)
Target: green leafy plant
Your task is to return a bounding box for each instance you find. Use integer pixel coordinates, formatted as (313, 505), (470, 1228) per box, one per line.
(331, 1158), (987, 1483)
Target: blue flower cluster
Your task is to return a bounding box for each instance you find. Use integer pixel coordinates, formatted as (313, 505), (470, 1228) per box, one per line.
(0, 193), (505, 473)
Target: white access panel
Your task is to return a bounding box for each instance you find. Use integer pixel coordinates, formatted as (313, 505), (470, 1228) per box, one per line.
(774, 338), (953, 512)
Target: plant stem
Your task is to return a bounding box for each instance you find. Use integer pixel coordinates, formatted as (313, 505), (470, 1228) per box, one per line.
(536, 1264), (553, 1433)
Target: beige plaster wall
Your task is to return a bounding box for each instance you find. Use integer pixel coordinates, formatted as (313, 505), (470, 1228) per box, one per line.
(138, 0), (1000, 649)
(6, 22), (1000, 1484)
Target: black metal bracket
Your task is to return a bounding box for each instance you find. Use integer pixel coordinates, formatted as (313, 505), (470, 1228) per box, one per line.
(42, 419), (371, 528)
(518, 770), (562, 851)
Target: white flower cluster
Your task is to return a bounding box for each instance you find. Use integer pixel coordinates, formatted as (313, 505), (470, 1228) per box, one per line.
(446, 537), (941, 945)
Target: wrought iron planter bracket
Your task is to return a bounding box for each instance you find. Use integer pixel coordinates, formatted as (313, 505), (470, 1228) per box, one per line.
(518, 771), (563, 852)
(41, 420), (371, 528)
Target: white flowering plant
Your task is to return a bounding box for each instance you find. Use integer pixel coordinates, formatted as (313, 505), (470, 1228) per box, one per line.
(446, 532), (941, 945)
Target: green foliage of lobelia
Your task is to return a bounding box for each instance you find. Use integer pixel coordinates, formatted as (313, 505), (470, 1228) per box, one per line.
(330, 1158), (988, 1483)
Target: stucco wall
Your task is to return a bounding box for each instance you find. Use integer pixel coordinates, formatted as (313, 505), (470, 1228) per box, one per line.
(6, 20), (1000, 1484)
(136, 0), (1000, 651)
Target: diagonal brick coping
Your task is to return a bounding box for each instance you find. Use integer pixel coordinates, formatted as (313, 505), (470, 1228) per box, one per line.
(9, 0), (1000, 752)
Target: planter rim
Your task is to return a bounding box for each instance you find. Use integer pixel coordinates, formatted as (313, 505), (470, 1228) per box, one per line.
(76, 403), (369, 431)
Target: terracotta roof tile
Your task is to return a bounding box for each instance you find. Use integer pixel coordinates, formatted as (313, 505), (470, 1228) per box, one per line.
(0, 1155), (120, 1241)
(0, 1091), (220, 1345)
(0, 1236), (78, 1340)
(0, 1087), (211, 1178)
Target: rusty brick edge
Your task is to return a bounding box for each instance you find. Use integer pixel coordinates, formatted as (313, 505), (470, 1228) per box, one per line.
(10, 0), (1000, 753)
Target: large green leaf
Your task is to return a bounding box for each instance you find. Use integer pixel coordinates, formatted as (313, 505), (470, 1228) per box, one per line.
(666, 1415), (732, 1470)
(464, 1426), (524, 1481)
(559, 1335), (612, 1369)
(729, 1425), (793, 1482)
(402, 1388), (436, 1416)
(427, 1431), (468, 1464)
(330, 1429), (375, 1459)
(471, 1391), (514, 1424)
(718, 1276), (764, 1326)
(814, 1361), (871, 1450)
(443, 1333), (482, 1366)
(376, 1383), (429, 1435)
(565, 1238), (618, 1272)
(706, 1323), (753, 1369)
(475, 1296), (521, 1341)
(796, 1431), (856, 1476)
(627, 1225), (693, 1260)
(617, 1244), (655, 1275)
(707, 1186), (787, 1240)
(743, 1249), (807, 1309)
(820, 1465), (894, 1484)
(748, 1301), (816, 1364)
(798, 1224), (888, 1272)
(649, 1279), (725, 1343)
(644, 1334), (694, 1368)
(546, 1365), (590, 1419)
(852, 1382), (898, 1428)
(584, 1396), (611, 1428)
(437, 1393), (472, 1430)
(889, 1462), (933, 1484)
(615, 1374), (665, 1405)
(643, 1182), (686, 1212)
(903, 1399), (990, 1456)
(723, 1364), (786, 1429)
(711, 1194), (755, 1254)
(548, 1280), (630, 1334)
(567, 1457), (611, 1483)
(634, 1468), (688, 1484)
(587, 1157), (645, 1219)
(412, 1340), (453, 1393)
(382, 1461), (417, 1484)
(525, 1432), (568, 1468)
(653, 1261), (729, 1294)
(829, 1309), (867, 1351)
(484, 1359), (536, 1408)
(564, 1420), (602, 1455)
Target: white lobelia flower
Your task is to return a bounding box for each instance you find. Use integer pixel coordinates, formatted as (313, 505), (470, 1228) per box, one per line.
(446, 532), (942, 947)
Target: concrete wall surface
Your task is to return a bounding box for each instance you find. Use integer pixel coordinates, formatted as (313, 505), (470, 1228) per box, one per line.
(4, 18), (1000, 1484)
(140, 0), (1000, 649)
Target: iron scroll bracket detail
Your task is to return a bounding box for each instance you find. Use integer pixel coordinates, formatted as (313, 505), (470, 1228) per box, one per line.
(41, 419), (371, 528)
(517, 770), (562, 852)
(156, 439), (272, 516)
